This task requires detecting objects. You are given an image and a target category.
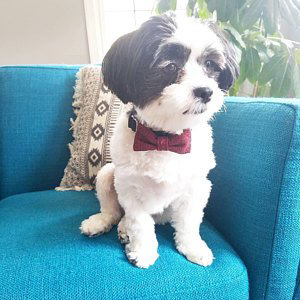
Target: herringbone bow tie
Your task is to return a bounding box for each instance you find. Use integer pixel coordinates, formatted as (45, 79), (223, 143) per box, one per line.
(128, 114), (191, 154)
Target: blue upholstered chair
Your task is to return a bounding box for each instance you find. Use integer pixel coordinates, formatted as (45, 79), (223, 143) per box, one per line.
(0, 65), (299, 300)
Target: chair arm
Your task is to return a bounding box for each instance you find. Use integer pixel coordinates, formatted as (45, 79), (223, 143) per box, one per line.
(206, 97), (300, 300)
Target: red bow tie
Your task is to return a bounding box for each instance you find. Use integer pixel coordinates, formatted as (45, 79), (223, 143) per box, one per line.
(128, 114), (191, 154)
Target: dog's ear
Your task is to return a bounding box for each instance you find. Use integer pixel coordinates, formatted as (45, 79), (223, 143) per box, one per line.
(207, 22), (240, 91)
(102, 13), (177, 105)
(102, 32), (136, 104)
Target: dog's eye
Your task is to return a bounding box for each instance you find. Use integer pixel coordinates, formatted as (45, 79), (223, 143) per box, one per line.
(164, 63), (177, 73)
(205, 60), (213, 69)
(205, 60), (219, 72)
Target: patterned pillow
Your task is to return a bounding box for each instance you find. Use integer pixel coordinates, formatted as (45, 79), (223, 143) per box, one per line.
(56, 66), (123, 191)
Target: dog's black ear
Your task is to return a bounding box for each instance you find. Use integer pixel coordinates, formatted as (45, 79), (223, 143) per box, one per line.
(101, 32), (136, 104)
(102, 13), (177, 105)
(207, 22), (240, 91)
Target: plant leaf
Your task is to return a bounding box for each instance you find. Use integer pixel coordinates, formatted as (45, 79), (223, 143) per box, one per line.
(293, 63), (300, 98)
(236, 49), (247, 84)
(223, 23), (246, 49)
(258, 54), (285, 84)
(254, 42), (274, 63)
(256, 84), (271, 97)
(206, 0), (242, 22)
(262, 0), (280, 34)
(186, 0), (197, 16)
(239, 0), (265, 29)
(245, 47), (261, 84)
(156, 0), (177, 14)
(229, 80), (240, 96)
(270, 55), (292, 97)
(295, 49), (300, 65)
(197, 0), (210, 19)
(197, 0), (206, 9)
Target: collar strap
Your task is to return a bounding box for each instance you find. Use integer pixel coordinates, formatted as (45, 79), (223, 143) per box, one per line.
(128, 113), (172, 136)
(128, 113), (138, 132)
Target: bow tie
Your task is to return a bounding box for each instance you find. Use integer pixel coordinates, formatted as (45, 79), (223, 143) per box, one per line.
(128, 114), (191, 154)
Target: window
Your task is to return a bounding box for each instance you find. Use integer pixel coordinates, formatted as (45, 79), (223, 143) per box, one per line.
(84, 0), (188, 63)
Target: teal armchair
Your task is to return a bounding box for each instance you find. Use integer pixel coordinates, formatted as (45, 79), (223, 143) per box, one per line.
(0, 65), (299, 300)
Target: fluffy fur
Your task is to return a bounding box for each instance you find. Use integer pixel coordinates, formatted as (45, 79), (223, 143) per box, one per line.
(80, 13), (239, 268)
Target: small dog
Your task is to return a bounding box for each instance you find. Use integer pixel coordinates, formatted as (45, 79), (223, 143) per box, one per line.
(80, 13), (239, 268)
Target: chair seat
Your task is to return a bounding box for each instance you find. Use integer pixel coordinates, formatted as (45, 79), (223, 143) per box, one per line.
(0, 190), (248, 300)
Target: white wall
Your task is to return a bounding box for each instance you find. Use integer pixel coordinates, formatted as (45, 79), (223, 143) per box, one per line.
(0, 0), (90, 65)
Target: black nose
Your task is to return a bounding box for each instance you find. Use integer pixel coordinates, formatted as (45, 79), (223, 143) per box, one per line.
(193, 87), (213, 104)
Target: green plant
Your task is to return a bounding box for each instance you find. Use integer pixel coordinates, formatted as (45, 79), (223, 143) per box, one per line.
(156, 0), (300, 98)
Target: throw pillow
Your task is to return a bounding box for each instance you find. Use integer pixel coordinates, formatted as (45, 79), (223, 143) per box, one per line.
(56, 66), (123, 191)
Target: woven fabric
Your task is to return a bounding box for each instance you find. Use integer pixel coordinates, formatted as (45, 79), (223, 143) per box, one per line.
(0, 65), (80, 199)
(0, 190), (248, 300)
(293, 262), (300, 300)
(57, 66), (123, 191)
(206, 98), (300, 300)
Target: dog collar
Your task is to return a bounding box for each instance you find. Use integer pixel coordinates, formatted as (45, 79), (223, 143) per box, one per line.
(128, 113), (191, 154)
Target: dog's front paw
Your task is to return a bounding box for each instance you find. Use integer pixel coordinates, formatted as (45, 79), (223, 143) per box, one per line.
(185, 245), (214, 267)
(176, 239), (214, 267)
(80, 213), (117, 237)
(118, 217), (130, 244)
(125, 244), (159, 269)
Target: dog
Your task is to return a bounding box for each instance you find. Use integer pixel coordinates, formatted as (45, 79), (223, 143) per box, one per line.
(80, 13), (239, 268)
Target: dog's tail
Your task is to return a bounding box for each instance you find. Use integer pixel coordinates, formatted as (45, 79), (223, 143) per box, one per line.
(80, 163), (123, 236)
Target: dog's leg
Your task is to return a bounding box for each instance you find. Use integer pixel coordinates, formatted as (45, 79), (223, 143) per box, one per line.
(80, 163), (123, 237)
(152, 206), (172, 225)
(123, 212), (159, 269)
(170, 179), (214, 267)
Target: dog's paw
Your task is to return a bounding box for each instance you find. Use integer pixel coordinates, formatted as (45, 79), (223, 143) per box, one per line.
(177, 239), (214, 267)
(125, 244), (159, 269)
(80, 213), (115, 237)
(185, 245), (214, 267)
(117, 217), (130, 244)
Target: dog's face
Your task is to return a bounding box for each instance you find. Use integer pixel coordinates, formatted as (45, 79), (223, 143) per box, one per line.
(102, 13), (239, 132)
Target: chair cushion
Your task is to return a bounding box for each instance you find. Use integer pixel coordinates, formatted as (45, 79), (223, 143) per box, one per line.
(0, 191), (248, 300)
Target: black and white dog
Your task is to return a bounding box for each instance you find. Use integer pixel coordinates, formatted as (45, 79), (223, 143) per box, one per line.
(80, 13), (239, 268)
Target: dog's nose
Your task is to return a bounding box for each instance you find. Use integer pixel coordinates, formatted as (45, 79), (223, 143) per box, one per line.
(193, 87), (213, 104)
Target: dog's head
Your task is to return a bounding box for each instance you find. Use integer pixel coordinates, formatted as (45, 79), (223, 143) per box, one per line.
(102, 13), (239, 132)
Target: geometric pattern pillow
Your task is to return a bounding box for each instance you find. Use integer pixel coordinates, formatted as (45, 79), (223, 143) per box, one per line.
(56, 66), (123, 191)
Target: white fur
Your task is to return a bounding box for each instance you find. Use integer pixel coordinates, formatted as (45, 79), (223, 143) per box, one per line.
(80, 17), (226, 268)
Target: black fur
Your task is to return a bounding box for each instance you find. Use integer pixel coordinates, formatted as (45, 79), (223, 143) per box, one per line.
(207, 22), (240, 91)
(102, 14), (178, 107)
